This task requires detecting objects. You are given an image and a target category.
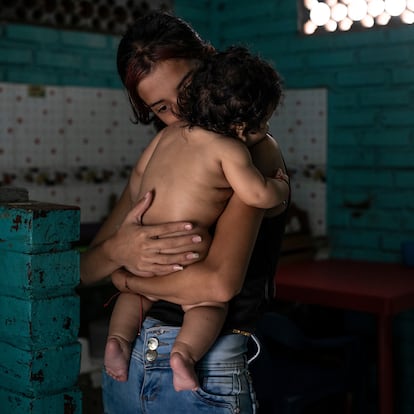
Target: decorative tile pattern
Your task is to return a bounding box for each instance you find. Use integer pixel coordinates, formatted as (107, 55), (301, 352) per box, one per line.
(0, 82), (156, 223)
(1, 82), (327, 229)
(270, 88), (327, 236)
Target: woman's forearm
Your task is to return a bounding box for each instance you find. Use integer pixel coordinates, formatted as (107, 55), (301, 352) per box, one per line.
(80, 239), (117, 285)
(112, 194), (265, 305)
(80, 190), (212, 285)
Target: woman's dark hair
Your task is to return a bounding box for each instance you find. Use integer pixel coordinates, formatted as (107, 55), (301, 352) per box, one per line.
(117, 11), (214, 126)
(177, 46), (283, 139)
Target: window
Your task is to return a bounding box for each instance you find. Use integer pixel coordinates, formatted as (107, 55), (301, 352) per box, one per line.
(300, 0), (414, 34)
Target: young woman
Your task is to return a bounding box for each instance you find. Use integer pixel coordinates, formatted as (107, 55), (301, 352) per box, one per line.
(103, 46), (289, 391)
(80, 11), (289, 414)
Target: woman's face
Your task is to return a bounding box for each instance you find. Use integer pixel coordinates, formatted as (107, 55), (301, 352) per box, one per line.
(137, 59), (195, 126)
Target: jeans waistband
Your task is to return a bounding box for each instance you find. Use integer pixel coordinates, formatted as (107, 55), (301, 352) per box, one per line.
(134, 318), (248, 369)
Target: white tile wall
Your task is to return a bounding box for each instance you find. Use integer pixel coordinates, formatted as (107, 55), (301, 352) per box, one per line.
(1, 83), (327, 230)
(270, 88), (327, 236)
(0, 82), (156, 223)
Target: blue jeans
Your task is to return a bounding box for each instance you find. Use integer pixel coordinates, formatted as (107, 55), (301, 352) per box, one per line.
(102, 317), (258, 413)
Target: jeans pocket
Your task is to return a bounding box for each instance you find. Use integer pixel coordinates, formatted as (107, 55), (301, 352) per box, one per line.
(191, 372), (250, 413)
(192, 381), (236, 413)
(200, 373), (240, 397)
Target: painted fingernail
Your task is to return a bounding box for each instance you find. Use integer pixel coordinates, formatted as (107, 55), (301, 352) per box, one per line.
(186, 252), (199, 260)
(192, 236), (202, 243)
(184, 224), (193, 230)
(173, 265), (184, 271)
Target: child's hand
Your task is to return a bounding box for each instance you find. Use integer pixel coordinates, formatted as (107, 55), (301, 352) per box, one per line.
(274, 168), (289, 186)
(274, 168), (290, 207)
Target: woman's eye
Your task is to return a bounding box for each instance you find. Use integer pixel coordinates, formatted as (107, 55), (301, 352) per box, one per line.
(156, 104), (168, 114)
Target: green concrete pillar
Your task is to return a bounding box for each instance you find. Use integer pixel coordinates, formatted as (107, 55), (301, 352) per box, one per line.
(0, 194), (82, 413)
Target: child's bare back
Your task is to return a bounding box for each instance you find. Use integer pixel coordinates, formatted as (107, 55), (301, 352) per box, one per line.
(136, 121), (236, 228)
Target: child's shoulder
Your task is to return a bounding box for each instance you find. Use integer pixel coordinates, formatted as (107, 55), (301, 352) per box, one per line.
(188, 125), (242, 146)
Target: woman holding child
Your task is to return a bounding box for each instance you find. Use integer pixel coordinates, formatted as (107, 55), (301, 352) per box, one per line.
(80, 11), (289, 414)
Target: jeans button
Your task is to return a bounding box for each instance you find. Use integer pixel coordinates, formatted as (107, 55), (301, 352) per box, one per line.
(145, 349), (158, 362)
(147, 337), (159, 350)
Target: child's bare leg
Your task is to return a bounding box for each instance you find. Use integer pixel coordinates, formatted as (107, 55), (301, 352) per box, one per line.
(104, 335), (131, 382)
(170, 302), (228, 391)
(104, 292), (152, 382)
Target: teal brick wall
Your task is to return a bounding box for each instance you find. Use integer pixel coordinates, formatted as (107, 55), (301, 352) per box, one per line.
(177, 0), (414, 264)
(0, 23), (122, 88)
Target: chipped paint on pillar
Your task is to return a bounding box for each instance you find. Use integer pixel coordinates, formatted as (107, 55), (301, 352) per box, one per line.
(0, 200), (82, 413)
(0, 249), (79, 297)
(0, 387), (82, 414)
(0, 341), (80, 394)
(0, 202), (80, 253)
(0, 295), (79, 348)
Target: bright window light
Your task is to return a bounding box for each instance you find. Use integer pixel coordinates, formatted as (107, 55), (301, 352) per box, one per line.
(304, 20), (318, 34)
(310, 2), (331, 25)
(385, 0), (406, 16)
(401, 9), (414, 23)
(301, 0), (413, 34)
(339, 17), (353, 30)
(325, 19), (338, 30)
(361, 14), (375, 27)
(348, 0), (368, 21)
(368, 0), (385, 17)
(332, 3), (348, 20)
(376, 11), (391, 25)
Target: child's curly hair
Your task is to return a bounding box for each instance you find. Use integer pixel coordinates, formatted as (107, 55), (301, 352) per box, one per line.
(177, 46), (283, 139)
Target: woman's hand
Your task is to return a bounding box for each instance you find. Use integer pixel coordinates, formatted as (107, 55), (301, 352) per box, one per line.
(112, 193), (211, 277)
(80, 191), (211, 285)
(111, 193), (264, 305)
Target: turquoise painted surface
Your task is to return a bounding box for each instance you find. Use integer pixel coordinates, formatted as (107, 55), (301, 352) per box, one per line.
(0, 341), (80, 394)
(0, 200), (81, 411)
(0, 202), (80, 252)
(0, 250), (79, 298)
(0, 23), (120, 87)
(0, 295), (79, 348)
(0, 386), (82, 414)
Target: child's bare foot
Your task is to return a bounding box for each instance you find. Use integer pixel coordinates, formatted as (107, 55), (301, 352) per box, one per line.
(104, 336), (131, 382)
(170, 351), (199, 392)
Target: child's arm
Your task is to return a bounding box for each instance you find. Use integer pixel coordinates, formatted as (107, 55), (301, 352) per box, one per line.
(220, 139), (289, 209)
(272, 167), (290, 205)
